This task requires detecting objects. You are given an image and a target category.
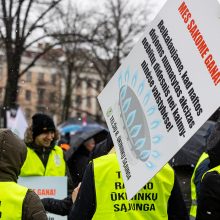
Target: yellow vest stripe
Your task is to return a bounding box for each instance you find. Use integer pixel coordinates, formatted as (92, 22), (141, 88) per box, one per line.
(190, 152), (209, 218)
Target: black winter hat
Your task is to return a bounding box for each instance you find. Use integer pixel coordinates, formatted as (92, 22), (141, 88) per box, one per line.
(32, 113), (56, 139)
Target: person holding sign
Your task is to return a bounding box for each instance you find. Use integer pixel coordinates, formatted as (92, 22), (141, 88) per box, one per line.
(69, 152), (189, 220)
(196, 122), (220, 220)
(0, 129), (47, 219)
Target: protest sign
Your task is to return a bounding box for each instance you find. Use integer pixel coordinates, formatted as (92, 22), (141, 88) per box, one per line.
(18, 176), (67, 220)
(98, 0), (220, 199)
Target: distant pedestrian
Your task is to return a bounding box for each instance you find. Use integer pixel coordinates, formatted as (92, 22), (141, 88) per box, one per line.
(0, 129), (47, 219)
(69, 137), (96, 188)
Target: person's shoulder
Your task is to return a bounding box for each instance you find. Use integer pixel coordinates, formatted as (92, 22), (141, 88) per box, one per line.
(23, 190), (47, 219)
(202, 170), (220, 186)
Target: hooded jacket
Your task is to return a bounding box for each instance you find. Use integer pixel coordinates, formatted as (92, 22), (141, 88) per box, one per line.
(0, 129), (47, 220)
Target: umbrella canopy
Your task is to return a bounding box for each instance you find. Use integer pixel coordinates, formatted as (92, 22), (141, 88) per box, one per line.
(59, 124), (82, 135)
(65, 124), (109, 161)
(170, 120), (216, 167)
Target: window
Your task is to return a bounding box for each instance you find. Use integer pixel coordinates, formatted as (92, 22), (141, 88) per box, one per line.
(0, 87), (3, 99)
(49, 92), (56, 103)
(26, 71), (32, 82)
(38, 72), (44, 81)
(38, 88), (45, 101)
(87, 97), (91, 108)
(96, 80), (101, 91)
(87, 79), (93, 88)
(0, 70), (3, 81)
(25, 90), (31, 101)
(76, 95), (81, 105)
(77, 81), (82, 88)
(51, 74), (56, 85)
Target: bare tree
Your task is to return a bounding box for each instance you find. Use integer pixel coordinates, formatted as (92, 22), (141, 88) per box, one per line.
(49, 2), (91, 121)
(85, 0), (149, 87)
(75, 0), (150, 121)
(0, 0), (62, 125)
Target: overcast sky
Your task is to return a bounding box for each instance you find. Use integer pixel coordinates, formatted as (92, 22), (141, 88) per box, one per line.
(71, 0), (220, 22)
(67, 0), (167, 22)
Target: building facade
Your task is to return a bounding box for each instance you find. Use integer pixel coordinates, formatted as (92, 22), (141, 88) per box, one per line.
(0, 47), (104, 125)
(0, 49), (62, 124)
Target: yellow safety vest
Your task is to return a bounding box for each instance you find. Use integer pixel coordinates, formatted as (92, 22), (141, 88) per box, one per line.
(92, 154), (174, 220)
(190, 152), (209, 220)
(20, 146), (66, 176)
(0, 182), (28, 220)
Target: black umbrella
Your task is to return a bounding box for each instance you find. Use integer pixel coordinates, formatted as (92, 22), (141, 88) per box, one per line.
(65, 124), (109, 161)
(170, 120), (216, 167)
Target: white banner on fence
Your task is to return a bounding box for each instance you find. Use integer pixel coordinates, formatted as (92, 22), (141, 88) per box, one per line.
(98, 0), (220, 199)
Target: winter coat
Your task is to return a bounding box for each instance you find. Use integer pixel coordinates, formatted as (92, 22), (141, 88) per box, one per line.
(23, 125), (74, 180)
(68, 132), (114, 188)
(196, 122), (220, 220)
(41, 195), (72, 216)
(0, 129), (47, 220)
(196, 170), (220, 220)
(41, 133), (114, 217)
(23, 125), (61, 168)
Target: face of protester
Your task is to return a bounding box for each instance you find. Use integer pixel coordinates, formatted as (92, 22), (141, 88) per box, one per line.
(35, 131), (55, 147)
(84, 138), (95, 152)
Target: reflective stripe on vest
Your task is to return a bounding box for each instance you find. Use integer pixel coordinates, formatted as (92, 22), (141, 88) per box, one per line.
(189, 152), (209, 218)
(20, 146), (66, 176)
(0, 182), (28, 219)
(92, 154), (174, 220)
(202, 165), (220, 178)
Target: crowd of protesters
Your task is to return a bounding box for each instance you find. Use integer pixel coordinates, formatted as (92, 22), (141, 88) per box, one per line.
(1, 111), (220, 219)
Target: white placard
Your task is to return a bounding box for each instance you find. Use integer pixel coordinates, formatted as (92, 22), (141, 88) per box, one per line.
(6, 107), (28, 139)
(98, 0), (220, 199)
(18, 176), (67, 220)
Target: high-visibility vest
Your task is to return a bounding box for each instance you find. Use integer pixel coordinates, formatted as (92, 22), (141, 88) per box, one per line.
(0, 182), (28, 219)
(202, 165), (220, 177)
(20, 146), (66, 176)
(92, 154), (174, 220)
(190, 152), (209, 220)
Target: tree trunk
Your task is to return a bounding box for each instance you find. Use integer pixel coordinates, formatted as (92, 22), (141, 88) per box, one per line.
(62, 63), (73, 121)
(2, 52), (21, 127)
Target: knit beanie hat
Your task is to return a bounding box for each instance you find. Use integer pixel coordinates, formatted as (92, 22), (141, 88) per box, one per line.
(32, 113), (56, 139)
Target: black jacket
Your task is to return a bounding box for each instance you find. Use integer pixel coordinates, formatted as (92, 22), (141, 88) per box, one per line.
(196, 122), (220, 220)
(69, 160), (189, 220)
(68, 133), (114, 188)
(196, 171), (220, 220)
(0, 129), (47, 220)
(41, 134), (113, 216)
